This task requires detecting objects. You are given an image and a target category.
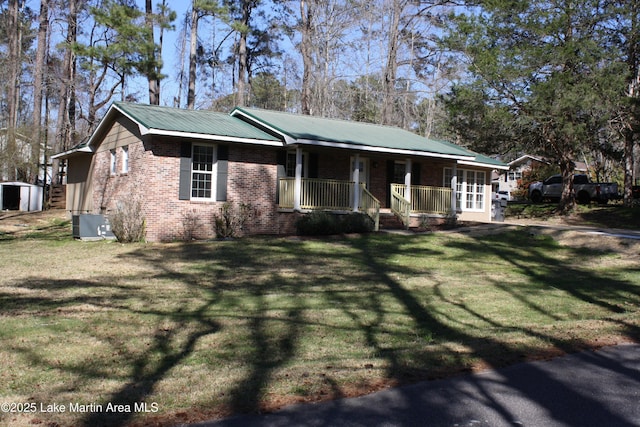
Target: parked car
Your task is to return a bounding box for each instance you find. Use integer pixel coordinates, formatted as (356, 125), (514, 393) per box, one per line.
(494, 190), (511, 201)
(529, 174), (618, 204)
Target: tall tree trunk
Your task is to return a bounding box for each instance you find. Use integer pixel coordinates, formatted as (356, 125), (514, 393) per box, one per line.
(6, 0), (20, 181)
(157, 0), (168, 103)
(623, 0), (640, 207)
(175, 12), (189, 107)
(32, 0), (49, 184)
(299, 0), (313, 115)
(558, 153), (576, 213)
(236, 1), (251, 107)
(623, 127), (635, 207)
(187, 3), (198, 109)
(382, 0), (402, 126)
(146, 0), (159, 105)
(53, 0), (78, 184)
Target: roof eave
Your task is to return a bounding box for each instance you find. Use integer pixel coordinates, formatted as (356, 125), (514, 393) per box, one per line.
(230, 108), (296, 145)
(509, 154), (548, 166)
(458, 159), (510, 170)
(146, 128), (284, 147)
(294, 138), (474, 160)
(51, 145), (92, 160)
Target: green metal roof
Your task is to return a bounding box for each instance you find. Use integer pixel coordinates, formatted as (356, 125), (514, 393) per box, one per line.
(473, 153), (509, 168)
(55, 102), (506, 169)
(232, 107), (476, 159)
(113, 102), (281, 142)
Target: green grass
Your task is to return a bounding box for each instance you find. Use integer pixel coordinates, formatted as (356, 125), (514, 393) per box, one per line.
(0, 219), (639, 426)
(505, 202), (640, 230)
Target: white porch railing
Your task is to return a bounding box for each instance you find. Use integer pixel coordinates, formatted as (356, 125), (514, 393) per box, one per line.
(390, 185), (411, 229)
(412, 185), (453, 214)
(391, 184), (453, 215)
(359, 184), (380, 231)
(278, 178), (380, 230)
(278, 179), (451, 230)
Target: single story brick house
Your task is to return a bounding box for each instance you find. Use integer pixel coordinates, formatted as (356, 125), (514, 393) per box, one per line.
(53, 102), (507, 241)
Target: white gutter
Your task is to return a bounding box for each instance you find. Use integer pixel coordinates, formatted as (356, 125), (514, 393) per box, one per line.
(143, 128), (285, 147)
(458, 159), (510, 170)
(50, 145), (92, 159)
(294, 138), (475, 161)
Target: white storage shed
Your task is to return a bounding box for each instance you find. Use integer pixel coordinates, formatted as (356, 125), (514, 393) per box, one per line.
(0, 182), (43, 211)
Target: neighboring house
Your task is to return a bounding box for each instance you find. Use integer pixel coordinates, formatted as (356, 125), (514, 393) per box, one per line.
(496, 155), (549, 196)
(53, 102), (507, 241)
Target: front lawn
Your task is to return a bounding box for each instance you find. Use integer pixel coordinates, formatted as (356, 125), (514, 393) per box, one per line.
(1, 216), (639, 426)
(505, 203), (640, 229)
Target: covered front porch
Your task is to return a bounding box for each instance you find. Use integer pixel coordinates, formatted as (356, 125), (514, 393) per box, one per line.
(277, 177), (455, 231)
(274, 147), (478, 231)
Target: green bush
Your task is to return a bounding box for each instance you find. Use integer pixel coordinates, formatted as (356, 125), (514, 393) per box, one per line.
(295, 211), (374, 235)
(340, 212), (374, 233)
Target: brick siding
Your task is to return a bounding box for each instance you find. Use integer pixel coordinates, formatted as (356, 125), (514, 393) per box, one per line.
(91, 126), (461, 241)
(93, 135), (291, 242)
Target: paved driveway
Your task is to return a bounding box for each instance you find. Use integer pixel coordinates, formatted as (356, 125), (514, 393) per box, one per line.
(195, 343), (640, 427)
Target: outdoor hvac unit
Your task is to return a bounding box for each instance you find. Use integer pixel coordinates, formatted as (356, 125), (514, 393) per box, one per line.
(72, 214), (115, 240)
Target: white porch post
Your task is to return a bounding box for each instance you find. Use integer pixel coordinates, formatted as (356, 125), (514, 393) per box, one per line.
(294, 147), (302, 211)
(405, 158), (412, 205)
(352, 153), (360, 212)
(450, 163), (458, 215)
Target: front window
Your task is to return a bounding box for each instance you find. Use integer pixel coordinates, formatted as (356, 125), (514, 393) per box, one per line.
(286, 151), (306, 178)
(507, 171), (522, 182)
(109, 149), (116, 175)
(444, 168), (486, 211)
(191, 144), (215, 199)
(121, 146), (129, 173)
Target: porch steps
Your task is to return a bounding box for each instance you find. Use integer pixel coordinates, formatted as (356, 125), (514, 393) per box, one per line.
(378, 211), (406, 230)
(49, 185), (66, 209)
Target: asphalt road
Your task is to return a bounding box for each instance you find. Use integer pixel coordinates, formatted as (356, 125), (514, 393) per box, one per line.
(195, 343), (640, 427)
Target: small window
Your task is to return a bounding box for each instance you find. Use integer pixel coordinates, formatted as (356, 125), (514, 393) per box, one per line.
(285, 151), (306, 178)
(109, 149), (116, 175)
(393, 161), (406, 184)
(121, 146), (129, 173)
(191, 144), (216, 199)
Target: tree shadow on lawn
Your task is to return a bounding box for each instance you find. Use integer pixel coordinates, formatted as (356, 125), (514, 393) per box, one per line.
(125, 233), (640, 425)
(190, 231), (640, 427)
(444, 231), (640, 331)
(0, 277), (138, 318)
(7, 230), (639, 426)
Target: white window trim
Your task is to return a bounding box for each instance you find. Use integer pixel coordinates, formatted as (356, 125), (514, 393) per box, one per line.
(444, 167), (486, 212)
(121, 146), (129, 174)
(109, 149), (116, 175)
(190, 143), (218, 201)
